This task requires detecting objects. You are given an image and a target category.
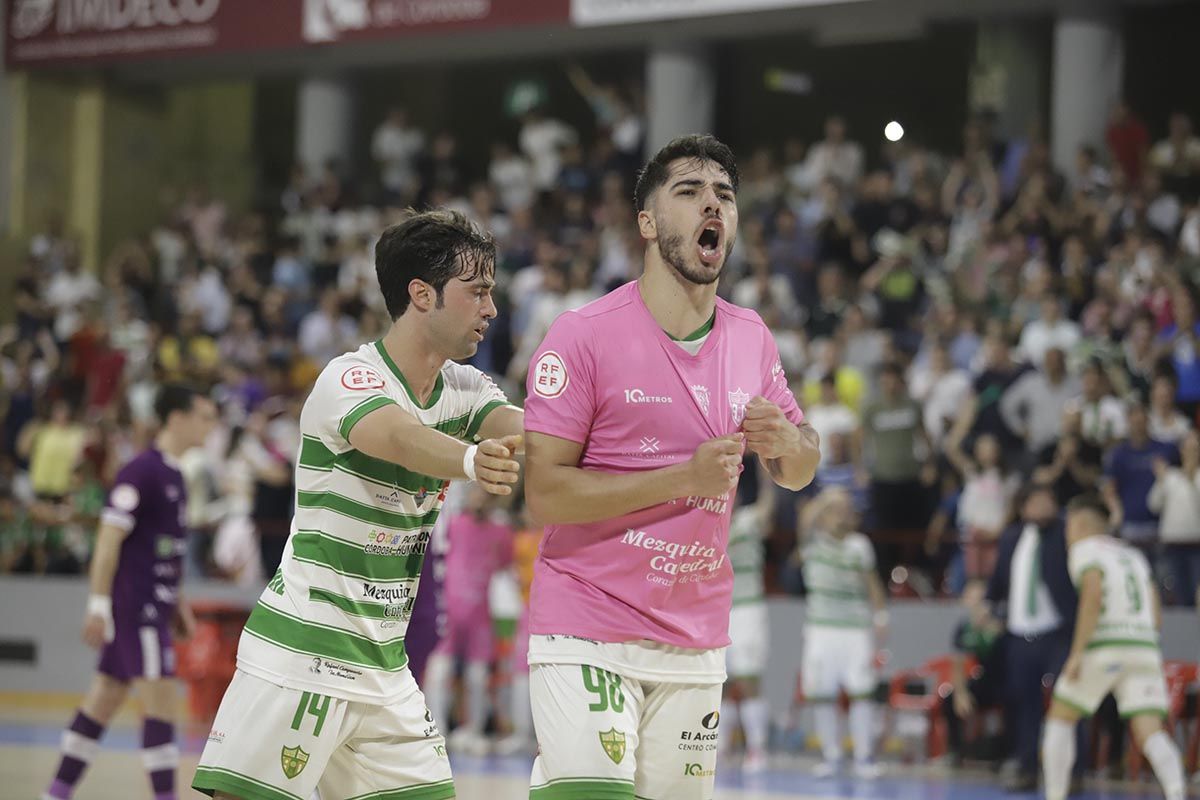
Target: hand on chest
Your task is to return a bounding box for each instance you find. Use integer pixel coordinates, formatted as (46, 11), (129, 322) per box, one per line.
(591, 345), (762, 460)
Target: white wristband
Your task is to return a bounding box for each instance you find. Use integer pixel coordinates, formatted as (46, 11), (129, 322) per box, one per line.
(87, 594), (112, 618)
(874, 610), (890, 627)
(463, 444), (479, 482)
(88, 594), (115, 642)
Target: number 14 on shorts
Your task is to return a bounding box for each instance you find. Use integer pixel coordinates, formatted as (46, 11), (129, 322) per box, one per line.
(581, 665), (625, 712)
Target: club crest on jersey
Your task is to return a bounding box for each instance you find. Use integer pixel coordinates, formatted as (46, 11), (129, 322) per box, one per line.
(599, 728), (626, 764)
(341, 366), (385, 391)
(728, 388), (750, 425)
(691, 385), (710, 415)
(280, 745), (310, 779)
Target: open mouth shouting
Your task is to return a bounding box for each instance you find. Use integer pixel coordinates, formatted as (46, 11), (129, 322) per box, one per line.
(697, 219), (724, 266)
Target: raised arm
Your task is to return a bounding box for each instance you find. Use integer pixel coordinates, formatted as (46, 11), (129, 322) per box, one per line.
(524, 431), (743, 526)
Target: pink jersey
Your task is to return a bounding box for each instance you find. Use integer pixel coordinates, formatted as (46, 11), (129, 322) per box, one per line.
(524, 281), (803, 649)
(443, 511), (513, 618)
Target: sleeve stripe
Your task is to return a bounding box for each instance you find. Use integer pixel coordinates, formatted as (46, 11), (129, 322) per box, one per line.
(338, 396), (397, 442)
(465, 400), (510, 441)
(101, 509), (136, 531)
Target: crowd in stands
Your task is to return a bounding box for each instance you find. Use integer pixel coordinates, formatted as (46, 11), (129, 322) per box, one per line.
(3, 68), (1200, 613)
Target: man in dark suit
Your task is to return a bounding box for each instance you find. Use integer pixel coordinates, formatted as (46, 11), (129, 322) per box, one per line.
(987, 483), (1082, 792)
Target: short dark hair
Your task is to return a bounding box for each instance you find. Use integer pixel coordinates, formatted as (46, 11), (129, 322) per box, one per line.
(633, 134), (740, 212)
(155, 384), (200, 423)
(1067, 493), (1110, 522)
(374, 209), (496, 320)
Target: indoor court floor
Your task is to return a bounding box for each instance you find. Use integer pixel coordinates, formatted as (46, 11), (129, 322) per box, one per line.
(1, 695), (1189, 800)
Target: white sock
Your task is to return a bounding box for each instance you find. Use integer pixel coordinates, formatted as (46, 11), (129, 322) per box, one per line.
(1143, 730), (1186, 800)
(718, 699), (740, 755)
(741, 697), (769, 755)
(464, 661), (489, 735)
(511, 672), (532, 739)
(849, 701), (874, 764)
(814, 703), (842, 763)
(423, 653), (453, 731)
(1042, 718), (1075, 800)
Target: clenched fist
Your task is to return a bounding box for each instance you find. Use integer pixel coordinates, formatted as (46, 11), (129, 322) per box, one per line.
(684, 433), (745, 498)
(475, 434), (523, 495)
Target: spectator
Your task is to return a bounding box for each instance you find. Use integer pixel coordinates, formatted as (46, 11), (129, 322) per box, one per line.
(1102, 401), (1177, 554)
(942, 580), (1008, 767)
(1156, 287), (1200, 413)
(1105, 101), (1150, 185)
(1148, 429), (1200, 607)
(861, 362), (930, 534)
(297, 288), (359, 368)
(1033, 409), (1104, 507)
(910, 339), (973, 446)
(519, 106), (577, 197)
(1017, 295), (1081, 367)
(1148, 373), (1192, 445)
(986, 484), (1081, 793)
(1072, 144), (1112, 199)
(963, 325), (1026, 457)
(797, 115), (865, 191)
(803, 338), (866, 413)
(16, 398), (88, 501)
(1069, 360), (1127, 448)
(1000, 348), (1080, 458)
(802, 264), (849, 342)
(371, 107), (425, 204)
(1149, 112), (1200, 196)
(488, 141), (536, 213)
(44, 247), (101, 341)
(804, 374), (860, 466)
(943, 422), (1018, 582)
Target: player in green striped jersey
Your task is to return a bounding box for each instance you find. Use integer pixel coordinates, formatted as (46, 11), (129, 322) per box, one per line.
(194, 210), (524, 800)
(799, 487), (888, 779)
(1042, 495), (1184, 800)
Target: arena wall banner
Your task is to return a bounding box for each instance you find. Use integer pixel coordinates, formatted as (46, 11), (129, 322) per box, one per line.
(570, 0), (867, 27)
(5, 0), (570, 69)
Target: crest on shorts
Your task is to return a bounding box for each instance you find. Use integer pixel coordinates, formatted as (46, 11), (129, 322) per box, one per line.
(728, 388), (750, 425)
(280, 745), (310, 779)
(598, 728), (626, 764)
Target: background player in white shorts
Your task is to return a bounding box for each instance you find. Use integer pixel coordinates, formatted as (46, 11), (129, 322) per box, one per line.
(1042, 494), (1186, 800)
(192, 210), (525, 800)
(719, 462), (775, 773)
(523, 134), (821, 800)
(799, 487), (888, 779)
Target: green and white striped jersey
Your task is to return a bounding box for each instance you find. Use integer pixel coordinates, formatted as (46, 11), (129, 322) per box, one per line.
(1068, 534), (1159, 650)
(236, 341), (510, 703)
(729, 505), (768, 606)
(802, 530), (875, 629)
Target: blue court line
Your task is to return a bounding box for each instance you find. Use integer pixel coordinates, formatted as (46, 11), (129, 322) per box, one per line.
(0, 720), (1166, 799)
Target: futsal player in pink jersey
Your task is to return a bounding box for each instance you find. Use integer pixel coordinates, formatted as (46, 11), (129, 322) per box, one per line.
(423, 483), (513, 755)
(523, 134), (821, 799)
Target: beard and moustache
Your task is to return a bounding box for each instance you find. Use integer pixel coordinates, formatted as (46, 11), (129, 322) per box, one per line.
(656, 219), (736, 286)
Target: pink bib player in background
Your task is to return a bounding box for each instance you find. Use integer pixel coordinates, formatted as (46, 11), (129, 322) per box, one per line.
(422, 483), (513, 756)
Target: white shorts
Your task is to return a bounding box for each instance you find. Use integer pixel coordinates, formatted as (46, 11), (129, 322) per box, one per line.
(725, 603), (768, 679)
(193, 669), (453, 800)
(1052, 646), (1169, 718)
(802, 626), (875, 701)
(529, 662), (722, 800)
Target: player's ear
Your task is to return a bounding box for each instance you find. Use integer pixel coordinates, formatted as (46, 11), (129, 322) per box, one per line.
(408, 279), (435, 312)
(637, 208), (657, 241)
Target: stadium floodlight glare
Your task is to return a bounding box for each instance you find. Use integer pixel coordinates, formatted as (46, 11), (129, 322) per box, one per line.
(884, 121), (905, 142)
